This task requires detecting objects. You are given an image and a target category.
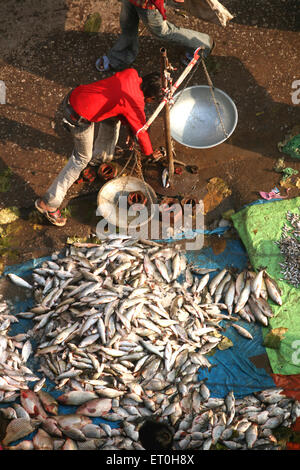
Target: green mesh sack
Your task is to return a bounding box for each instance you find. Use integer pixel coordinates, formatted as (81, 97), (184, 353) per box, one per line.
(281, 134), (300, 159)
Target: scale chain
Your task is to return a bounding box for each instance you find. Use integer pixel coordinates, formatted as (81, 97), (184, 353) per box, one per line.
(201, 57), (229, 138)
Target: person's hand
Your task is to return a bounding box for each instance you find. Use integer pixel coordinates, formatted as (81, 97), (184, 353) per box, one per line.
(152, 148), (164, 160)
(126, 134), (134, 150)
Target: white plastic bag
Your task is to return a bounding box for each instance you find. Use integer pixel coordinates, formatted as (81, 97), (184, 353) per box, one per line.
(181, 0), (234, 27)
(0, 81), (6, 104)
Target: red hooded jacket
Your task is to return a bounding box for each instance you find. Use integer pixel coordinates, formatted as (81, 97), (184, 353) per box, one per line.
(69, 69), (153, 156)
(129, 0), (167, 20)
(148, 0), (167, 19)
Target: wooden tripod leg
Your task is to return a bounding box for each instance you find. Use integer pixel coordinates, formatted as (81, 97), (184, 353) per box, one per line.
(161, 47), (174, 187)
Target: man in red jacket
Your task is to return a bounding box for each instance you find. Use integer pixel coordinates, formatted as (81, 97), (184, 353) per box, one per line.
(96, 0), (214, 72)
(35, 69), (162, 226)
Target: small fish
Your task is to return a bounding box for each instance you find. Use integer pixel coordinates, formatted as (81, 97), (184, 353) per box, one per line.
(2, 418), (39, 446)
(154, 259), (170, 283)
(231, 323), (253, 340)
(202, 437), (212, 450)
(261, 416), (284, 429)
(7, 273), (33, 290)
(251, 269), (265, 299)
(21, 340), (32, 363)
(33, 377), (46, 393)
(162, 168), (170, 188)
(260, 276), (268, 300)
(234, 278), (251, 313)
(57, 391), (99, 406)
(53, 322), (80, 345)
(139, 339), (164, 359)
(264, 273), (282, 306)
(200, 383), (210, 401)
(209, 269), (227, 296)
(82, 424), (105, 439)
(235, 270), (246, 297)
(214, 273), (232, 303)
(76, 398), (112, 417)
(191, 267), (218, 275)
(20, 390), (48, 420)
(222, 440), (243, 450)
(245, 423), (258, 449)
(248, 297), (269, 326)
(224, 280), (235, 315)
(55, 414), (92, 431)
(251, 295), (273, 318)
(196, 273), (210, 293)
(13, 403), (30, 420)
(123, 422), (139, 441)
(33, 428), (54, 450)
(61, 438), (78, 450)
(212, 424), (225, 444)
(172, 253), (182, 280)
(96, 388), (125, 399)
(41, 417), (63, 438)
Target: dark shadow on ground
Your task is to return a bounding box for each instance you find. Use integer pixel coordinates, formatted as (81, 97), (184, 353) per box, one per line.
(0, 0), (69, 59)
(0, 116), (69, 159)
(2, 29), (300, 160)
(223, 0), (299, 32)
(172, 0), (299, 31)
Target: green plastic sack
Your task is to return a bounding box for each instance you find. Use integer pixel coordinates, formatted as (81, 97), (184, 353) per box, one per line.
(231, 197), (300, 375)
(281, 134), (300, 160)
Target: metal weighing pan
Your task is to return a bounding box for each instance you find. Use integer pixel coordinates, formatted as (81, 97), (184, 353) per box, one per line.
(170, 85), (238, 149)
(97, 176), (157, 229)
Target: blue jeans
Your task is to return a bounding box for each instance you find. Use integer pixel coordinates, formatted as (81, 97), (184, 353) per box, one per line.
(107, 0), (213, 70)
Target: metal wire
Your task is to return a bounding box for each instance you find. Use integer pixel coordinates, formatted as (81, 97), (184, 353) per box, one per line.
(201, 57), (229, 139)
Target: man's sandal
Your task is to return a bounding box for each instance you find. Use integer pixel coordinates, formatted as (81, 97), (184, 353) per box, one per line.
(35, 199), (67, 227)
(95, 55), (112, 72)
(181, 41), (216, 66)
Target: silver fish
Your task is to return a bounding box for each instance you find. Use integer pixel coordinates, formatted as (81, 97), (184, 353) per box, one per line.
(231, 323), (253, 340)
(7, 273), (33, 290)
(264, 273), (282, 306)
(251, 269), (265, 299)
(234, 278), (251, 313)
(209, 269), (228, 296)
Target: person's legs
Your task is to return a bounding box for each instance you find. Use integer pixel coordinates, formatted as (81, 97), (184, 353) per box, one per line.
(91, 118), (121, 164)
(106, 0), (140, 70)
(139, 7), (213, 57)
(42, 122), (95, 209)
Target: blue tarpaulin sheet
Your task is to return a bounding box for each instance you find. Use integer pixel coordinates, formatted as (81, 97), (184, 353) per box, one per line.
(197, 322), (275, 398)
(0, 238), (276, 444)
(184, 240), (275, 398)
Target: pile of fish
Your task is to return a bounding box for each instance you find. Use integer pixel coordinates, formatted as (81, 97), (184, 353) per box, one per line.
(0, 295), (42, 402)
(276, 208), (300, 288)
(8, 238), (282, 389)
(189, 264), (282, 331)
(172, 386), (300, 450)
(0, 381), (299, 450)
(0, 236), (294, 450)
